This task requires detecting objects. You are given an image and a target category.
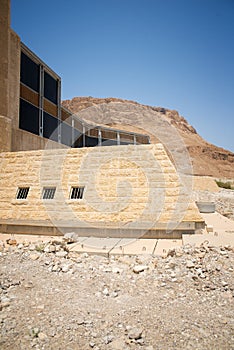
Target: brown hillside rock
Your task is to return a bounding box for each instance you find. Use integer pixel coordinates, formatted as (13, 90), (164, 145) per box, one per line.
(62, 97), (234, 179)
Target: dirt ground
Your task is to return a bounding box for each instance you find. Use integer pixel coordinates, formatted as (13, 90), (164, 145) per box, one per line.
(0, 238), (233, 350)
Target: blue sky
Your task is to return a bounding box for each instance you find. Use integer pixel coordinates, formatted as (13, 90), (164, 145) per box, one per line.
(11, 0), (234, 151)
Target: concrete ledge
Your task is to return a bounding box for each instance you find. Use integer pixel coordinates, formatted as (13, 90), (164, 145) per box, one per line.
(0, 220), (204, 239)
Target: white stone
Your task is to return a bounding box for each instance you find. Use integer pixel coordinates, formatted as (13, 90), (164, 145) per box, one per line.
(102, 288), (109, 296)
(186, 260), (195, 268)
(133, 265), (149, 274)
(55, 251), (68, 258)
(128, 327), (143, 340)
(44, 244), (56, 253)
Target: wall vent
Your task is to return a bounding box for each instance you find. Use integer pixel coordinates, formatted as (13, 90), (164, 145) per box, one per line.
(70, 186), (84, 199)
(16, 187), (30, 199)
(42, 187), (56, 199)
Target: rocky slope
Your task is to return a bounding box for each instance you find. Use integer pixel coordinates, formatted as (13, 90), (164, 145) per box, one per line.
(62, 97), (234, 179)
(0, 238), (234, 349)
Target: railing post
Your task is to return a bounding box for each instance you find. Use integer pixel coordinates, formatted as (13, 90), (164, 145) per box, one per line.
(57, 79), (61, 143)
(98, 128), (102, 146)
(82, 124), (85, 147)
(117, 132), (120, 145)
(39, 65), (44, 137)
(134, 135), (136, 145)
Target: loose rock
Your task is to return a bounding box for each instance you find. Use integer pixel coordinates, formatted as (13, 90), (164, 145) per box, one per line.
(132, 265), (149, 274)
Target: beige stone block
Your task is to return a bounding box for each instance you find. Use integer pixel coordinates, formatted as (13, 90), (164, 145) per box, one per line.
(165, 188), (180, 196)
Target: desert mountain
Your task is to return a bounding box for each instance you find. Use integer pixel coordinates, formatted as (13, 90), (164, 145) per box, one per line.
(62, 97), (234, 179)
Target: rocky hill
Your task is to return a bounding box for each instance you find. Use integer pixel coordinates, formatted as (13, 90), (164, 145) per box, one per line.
(62, 97), (234, 179)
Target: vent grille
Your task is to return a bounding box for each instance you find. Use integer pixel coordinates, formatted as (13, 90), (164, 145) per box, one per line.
(17, 187), (30, 199)
(42, 187), (56, 199)
(70, 187), (84, 200)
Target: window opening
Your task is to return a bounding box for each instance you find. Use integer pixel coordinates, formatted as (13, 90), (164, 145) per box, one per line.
(70, 187), (84, 199)
(16, 187), (30, 199)
(42, 187), (56, 199)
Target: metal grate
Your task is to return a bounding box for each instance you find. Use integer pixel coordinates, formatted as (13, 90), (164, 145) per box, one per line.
(16, 187), (30, 199)
(42, 187), (56, 199)
(70, 187), (84, 200)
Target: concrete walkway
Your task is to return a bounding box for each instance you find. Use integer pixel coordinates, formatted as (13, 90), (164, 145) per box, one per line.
(183, 211), (234, 248)
(0, 212), (233, 256)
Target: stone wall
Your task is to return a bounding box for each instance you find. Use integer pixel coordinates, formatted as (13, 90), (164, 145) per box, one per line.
(193, 176), (220, 192)
(0, 144), (203, 233)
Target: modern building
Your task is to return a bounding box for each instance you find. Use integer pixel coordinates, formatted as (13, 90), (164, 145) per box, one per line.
(0, 0), (149, 154)
(0, 0), (205, 238)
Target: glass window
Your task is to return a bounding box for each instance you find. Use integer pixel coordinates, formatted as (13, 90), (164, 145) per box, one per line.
(102, 139), (118, 146)
(61, 122), (73, 147)
(44, 71), (58, 104)
(20, 52), (39, 92)
(19, 98), (39, 135)
(86, 136), (98, 147)
(43, 112), (58, 142)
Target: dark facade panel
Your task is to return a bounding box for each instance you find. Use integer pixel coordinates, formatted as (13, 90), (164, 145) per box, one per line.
(86, 136), (98, 147)
(73, 130), (83, 148)
(102, 139), (118, 146)
(120, 140), (133, 145)
(43, 112), (58, 142)
(19, 98), (39, 135)
(20, 52), (39, 92)
(44, 71), (58, 105)
(73, 128), (82, 147)
(61, 121), (73, 147)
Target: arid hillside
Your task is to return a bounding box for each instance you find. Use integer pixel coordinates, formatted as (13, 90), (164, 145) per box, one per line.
(62, 97), (234, 179)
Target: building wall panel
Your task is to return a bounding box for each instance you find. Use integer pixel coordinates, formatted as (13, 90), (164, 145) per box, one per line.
(44, 98), (58, 117)
(20, 84), (39, 107)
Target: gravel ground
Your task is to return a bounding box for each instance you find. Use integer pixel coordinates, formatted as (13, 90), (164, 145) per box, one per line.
(0, 239), (234, 350)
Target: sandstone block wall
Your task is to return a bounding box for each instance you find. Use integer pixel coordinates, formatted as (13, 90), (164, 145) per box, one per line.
(193, 176), (220, 192)
(0, 144), (203, 230)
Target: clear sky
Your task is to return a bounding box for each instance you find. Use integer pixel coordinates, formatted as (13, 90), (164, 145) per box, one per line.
(11, 0), (234, 152)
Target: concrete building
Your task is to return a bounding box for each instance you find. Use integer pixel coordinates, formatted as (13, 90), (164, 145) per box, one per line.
(0, 0), (149, 153)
